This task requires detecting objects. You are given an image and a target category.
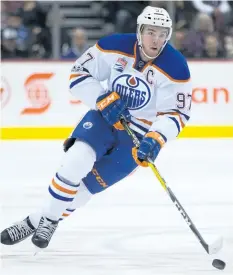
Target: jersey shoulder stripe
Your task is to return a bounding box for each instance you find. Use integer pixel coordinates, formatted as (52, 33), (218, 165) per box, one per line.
(152, 44), (190, 82)
(96, 34), (137, 57)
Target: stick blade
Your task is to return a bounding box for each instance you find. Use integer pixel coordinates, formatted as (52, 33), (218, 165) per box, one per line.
(207, 237), (223, 255)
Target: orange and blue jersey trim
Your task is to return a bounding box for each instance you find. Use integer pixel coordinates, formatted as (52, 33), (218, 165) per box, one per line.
(171, 109), (190, 121)
(96, 43), (135, 58)
(96, 33), (190, 82)
(157, 111), (189, 133)
(96, 33), (137, 57)
(69, 74), (92, 89)
(151, 44), (191, 82)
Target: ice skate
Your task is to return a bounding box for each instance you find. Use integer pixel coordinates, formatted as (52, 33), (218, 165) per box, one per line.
(31, 216), (58, 249)
(1, 216), (35, 245)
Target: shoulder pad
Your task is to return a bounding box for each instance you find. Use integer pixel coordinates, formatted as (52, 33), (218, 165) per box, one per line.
(97, 34), (137, 57)
(153, 44), (190, 82)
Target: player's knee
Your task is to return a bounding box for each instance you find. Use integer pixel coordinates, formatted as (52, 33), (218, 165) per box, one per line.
(58, 140), (97, 184)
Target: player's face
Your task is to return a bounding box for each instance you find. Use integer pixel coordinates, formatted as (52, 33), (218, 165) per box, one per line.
(141, 25), (169, 57)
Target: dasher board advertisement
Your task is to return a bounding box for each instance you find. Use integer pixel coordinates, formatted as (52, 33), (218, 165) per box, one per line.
(1, 61), (233, 139)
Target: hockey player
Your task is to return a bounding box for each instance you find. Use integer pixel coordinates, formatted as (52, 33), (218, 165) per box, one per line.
(1, 6), (192, 249)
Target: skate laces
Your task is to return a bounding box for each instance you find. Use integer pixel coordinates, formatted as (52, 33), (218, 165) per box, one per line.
(7, 220), (34, 242)
(36, 217), (58, 241)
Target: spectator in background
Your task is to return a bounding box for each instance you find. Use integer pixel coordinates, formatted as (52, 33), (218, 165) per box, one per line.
(1, 1), (9, 29)
(202, 34), (224, 58)
(28, 26), (52, 59)
(115, 1), (147, 33)
(229, 1), (233, 28)
(5, 12), (30, 53)
(17, 0), (51, 58)
(61, 28), (89, 60)
(175, 1), (197, 30)
(1, 27), (28, 59)
(18, 1), (47, 28)
(1, 0), (51, 59)
(224, 35), (233, 58)
(149, 1), (167, 9)
(1, 1), (23, 28)
(191, 0), (232, 32)
(182, 13), (215, 58)
(102, 1), (147, 34)
(174, 30), (187, 54)
(100, 1), (119, 35)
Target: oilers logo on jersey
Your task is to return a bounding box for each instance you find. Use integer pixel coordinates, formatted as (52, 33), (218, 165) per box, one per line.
(112, 74), (151, 110)
(83, 122), (93, 129)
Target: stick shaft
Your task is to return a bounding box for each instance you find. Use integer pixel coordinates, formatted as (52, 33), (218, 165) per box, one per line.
(121, 119), (210, 253)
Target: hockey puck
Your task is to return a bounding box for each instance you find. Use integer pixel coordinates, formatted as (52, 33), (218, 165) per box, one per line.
(212, 259), (226, 270)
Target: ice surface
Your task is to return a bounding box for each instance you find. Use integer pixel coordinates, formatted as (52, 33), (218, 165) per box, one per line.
(1, 139), (233, 275)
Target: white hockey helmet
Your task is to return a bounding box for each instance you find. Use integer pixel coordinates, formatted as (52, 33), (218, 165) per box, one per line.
(137, 6), (173, 59)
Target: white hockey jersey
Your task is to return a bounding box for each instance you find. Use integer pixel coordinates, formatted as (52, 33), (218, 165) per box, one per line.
(69, 34), (192, 142)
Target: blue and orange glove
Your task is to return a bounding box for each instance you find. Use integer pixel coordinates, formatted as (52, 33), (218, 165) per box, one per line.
(132, 132), (166, 167)
(96, 91), (131, 130)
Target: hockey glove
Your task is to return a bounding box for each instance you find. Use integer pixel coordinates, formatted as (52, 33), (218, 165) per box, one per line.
(132, 132), (166, 167)
(96, 91), (131, 130)
(63, 137), (76, 152)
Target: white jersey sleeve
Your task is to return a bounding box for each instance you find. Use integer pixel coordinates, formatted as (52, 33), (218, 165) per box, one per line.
(150, 80), (192, 141)
(69, 44), (110, 109)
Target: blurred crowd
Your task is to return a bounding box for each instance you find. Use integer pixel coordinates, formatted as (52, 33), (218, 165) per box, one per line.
(101, 0), (233, 58)
(1, 0), (233, 60)
(1, 1), (52, 59)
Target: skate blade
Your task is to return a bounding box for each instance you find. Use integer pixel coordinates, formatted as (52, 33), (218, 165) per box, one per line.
(33, 246), (43, 256)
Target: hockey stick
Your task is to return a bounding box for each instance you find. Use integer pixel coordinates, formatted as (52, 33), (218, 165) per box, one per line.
(121, 118), (223, 255)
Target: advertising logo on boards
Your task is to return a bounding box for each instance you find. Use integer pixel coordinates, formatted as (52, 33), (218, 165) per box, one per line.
(21, 73), (54, 114)
(0, 77), (11, 109)
(192, 87), (230, 103)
